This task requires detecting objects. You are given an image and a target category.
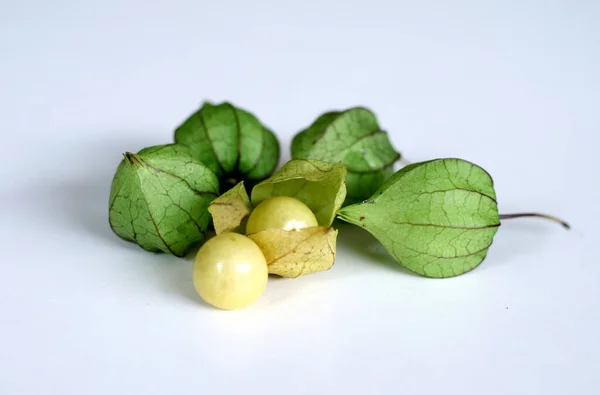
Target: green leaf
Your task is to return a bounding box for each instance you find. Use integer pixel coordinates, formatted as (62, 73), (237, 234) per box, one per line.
(174, 101), (280, 191)
(337, 158), (501, 278)
(108, 144), (219, 257)
(208, 181), (253, 235)
(291, 107), (400, 204)
(251, 159), (347, 227)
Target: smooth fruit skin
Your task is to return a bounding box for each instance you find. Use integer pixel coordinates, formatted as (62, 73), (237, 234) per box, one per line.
(193, 233), (268, 310)
(245, 196), (319, 234)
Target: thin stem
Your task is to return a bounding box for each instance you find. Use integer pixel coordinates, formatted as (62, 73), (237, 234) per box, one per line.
(499, 213), (571, 230)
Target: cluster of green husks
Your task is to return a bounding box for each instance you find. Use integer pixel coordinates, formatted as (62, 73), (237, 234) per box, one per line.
(109, 101), (569, 309)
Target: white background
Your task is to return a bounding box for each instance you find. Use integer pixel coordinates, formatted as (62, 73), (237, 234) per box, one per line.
(1, 1), (599, 394)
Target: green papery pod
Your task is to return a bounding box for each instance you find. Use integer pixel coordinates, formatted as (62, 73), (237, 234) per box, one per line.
(291, 107), (400, 205)
(337, 158), (501, 278)
(108, 144), (220, 257)
(174, 101), (280, 191)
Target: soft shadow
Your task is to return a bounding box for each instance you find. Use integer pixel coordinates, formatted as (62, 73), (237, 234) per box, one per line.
(334, 219), (420, 277)
(29, 133), (164, 244)
(152, 256), (206, 306)
(26, 133), (215, 305)
(336, 218), (558, 277)
(484, 220), (554, 268)
(46, 177), (119, 243)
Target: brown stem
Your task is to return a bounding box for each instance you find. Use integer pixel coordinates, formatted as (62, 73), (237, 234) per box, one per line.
(499, 213), (571, 230)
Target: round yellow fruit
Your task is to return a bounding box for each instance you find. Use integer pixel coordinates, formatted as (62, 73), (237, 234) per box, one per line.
(193, 232), (268, 310)
(245, 196), (318, 234)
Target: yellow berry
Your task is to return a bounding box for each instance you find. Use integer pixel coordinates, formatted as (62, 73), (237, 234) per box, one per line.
(246, 196), (319, 234)
(193, 232), (268, 310)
